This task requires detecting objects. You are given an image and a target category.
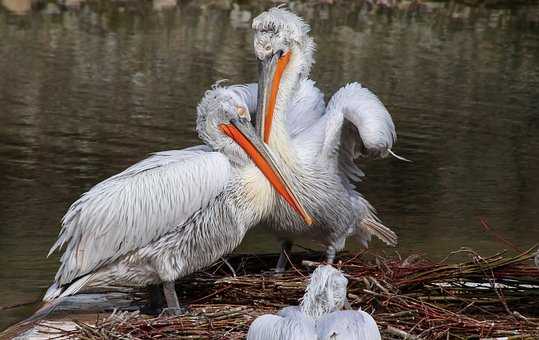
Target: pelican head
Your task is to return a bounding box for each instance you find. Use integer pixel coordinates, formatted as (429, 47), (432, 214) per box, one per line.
(300, 265), (349, 320)
(197, 84), (313, 225)
(252, 7), (315, 143)
(197, 86), (255, 163)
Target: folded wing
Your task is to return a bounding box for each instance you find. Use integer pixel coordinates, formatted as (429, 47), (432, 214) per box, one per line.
(49, 145), (232, 286)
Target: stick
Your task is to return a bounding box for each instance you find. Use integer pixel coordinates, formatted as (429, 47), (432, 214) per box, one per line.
(386, 325), (419, 339)
(479, 218), (523, 253)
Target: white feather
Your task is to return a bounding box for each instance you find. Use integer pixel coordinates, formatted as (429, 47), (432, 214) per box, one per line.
(247, 313), (317, 340)
(316, 310), (381, 340)
(247, 265), (381, 340)
(286, 79), (326, 137)
(324, 82), (396, 160)
(226, 83), (258, 113)
(49, 145), (232, 287)
(300, 265), (349, 320)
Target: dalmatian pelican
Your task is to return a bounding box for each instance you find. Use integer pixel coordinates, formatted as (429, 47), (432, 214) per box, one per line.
(251, 7), (400, 271)
(34, 84), (313, 320)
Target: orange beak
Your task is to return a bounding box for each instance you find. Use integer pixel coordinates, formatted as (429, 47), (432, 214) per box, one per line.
(256, 51), (291, 144)
(220, 119), (313, 225)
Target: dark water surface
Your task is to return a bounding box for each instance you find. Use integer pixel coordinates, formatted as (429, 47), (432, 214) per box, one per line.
(1, 0), (538, 328)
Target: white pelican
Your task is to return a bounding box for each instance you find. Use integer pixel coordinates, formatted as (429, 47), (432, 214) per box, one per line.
(35, 84), (313, 319)
(251, 7), (399, 271)
(247, 265), (381, 340)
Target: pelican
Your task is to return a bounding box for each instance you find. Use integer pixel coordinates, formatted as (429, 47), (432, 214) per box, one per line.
(247, 265), (381, 340)
(34, 84), (312, 319)
(251, 7), (399, 271)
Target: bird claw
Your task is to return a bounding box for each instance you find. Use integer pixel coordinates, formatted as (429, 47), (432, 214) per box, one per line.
(159, 306), (189, 317)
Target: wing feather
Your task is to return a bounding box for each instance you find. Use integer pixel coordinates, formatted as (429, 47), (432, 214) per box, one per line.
(325, 82), (396, 157)
(50, 145), (232, 285)
(230, 79), (325, 138)
(286, 79), (326, 137)
(321, 82), (396, 182)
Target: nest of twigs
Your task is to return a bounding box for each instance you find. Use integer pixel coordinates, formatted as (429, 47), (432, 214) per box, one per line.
(52, 247), (539, 339)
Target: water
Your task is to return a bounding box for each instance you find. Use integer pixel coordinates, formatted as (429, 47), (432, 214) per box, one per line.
(1, 0), (538, 328)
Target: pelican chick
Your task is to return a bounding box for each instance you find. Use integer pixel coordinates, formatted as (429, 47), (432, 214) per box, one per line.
(247, 265), (381, 340)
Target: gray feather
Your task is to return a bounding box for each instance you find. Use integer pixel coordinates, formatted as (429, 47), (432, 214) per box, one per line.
(43, 85), (275, 306)
(49, 147), (232, 286)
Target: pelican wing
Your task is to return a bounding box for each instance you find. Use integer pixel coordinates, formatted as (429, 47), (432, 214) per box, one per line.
(240, 79), (324, 139)
(49, 145), (232, 286)
(328, 82), (396, 158)
(316, 310), (381, 340)
(319, 82), (396, 182)
(286, 79), (326, 137)
(277, 306), (304, 318)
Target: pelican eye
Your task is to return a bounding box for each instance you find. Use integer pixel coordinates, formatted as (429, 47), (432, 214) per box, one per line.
(236, 106), (249, 120)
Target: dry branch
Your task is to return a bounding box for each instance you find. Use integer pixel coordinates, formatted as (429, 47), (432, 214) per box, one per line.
(43, 247), (539, 339)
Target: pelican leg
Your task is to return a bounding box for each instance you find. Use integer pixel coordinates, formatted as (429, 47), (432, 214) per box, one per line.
(275, 240), (293, 273)
(161, 281), (187, 316)
(326, 245), (336, 264)
(221, 256), (237, 277)
(141, 284), (165, 315)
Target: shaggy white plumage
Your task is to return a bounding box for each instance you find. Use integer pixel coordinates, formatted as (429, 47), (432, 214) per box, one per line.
(249, 7), (399, 270)
(42, 83), (290, 318)
(247, 265), (381, 340)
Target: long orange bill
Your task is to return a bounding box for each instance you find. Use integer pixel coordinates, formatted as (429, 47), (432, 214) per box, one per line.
(220, 118), (313, 225)
(256, 51), (291, 144)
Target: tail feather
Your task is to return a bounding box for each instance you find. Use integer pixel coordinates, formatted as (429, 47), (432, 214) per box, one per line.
(58, 273), (95, 299)
(359, 218), (398, 247)
(1, 274), (94, 338)
(0, 298), (65, 339)
(19, 297), (65, 325)
(43, 282), (62, 301)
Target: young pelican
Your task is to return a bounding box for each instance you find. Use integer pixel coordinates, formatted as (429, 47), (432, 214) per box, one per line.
(247, 265), (381, 340)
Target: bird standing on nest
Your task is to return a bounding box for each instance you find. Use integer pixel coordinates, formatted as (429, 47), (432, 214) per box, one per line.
(250, 7), (402, 271)
(27, 84), (313, 323)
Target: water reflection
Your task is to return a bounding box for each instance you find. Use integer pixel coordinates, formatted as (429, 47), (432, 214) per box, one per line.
(1, 0), (538, 329)
(1, 0), (31, 15)
(153, 0), (176, 11)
